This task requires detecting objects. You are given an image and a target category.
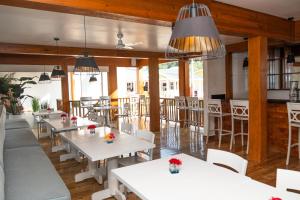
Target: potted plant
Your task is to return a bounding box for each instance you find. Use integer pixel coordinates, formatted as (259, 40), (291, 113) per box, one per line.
(31, 97), (40, 112)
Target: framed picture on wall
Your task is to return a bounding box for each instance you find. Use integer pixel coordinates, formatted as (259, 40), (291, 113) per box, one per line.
(127, 82), (134, 92)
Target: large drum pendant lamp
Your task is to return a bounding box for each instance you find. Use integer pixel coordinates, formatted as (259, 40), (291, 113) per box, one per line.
(166, 2), (226, 59)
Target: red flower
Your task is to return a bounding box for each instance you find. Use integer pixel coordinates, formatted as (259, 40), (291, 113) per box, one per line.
(61, 114), (67, 117)
(87, 124), (97, 129)
(271, 198), (282, 200)
(71, 116), (77, 120)
(169, 158), (182, 165)
(109, 133), (115, 139)
(47, 108), (51, 110)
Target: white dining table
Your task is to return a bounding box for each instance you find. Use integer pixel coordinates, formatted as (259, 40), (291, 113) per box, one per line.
(32, 110), (65, 117)
(59, 127), (155, 200)
(112, 153), (300, 200)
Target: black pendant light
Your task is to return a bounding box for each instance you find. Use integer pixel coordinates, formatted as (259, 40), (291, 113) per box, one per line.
(74, 16), (99, 74)
(287, 54), (295, 64)
(89, 75), (97, 82)
(51, 38), (66, 79)
(243, 57), (248, 68)
(39, 66), (51, 84)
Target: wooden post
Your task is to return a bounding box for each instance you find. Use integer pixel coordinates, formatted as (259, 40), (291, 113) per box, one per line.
(179, 60), (190, 96)
(108, 64), (118, 99)
(61, 64), (70, 114)
(225, 52), (233, 100)
(248, 36), (268, 163)
(148, 57), (160, 132)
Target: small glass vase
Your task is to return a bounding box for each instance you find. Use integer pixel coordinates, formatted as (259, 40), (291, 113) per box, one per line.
(169, 164), (180, 174)
(89, 128), (95, 134)
(106, 140), (114, 144)
(72, 120), (77, 126)
(61, 117), (66, 122)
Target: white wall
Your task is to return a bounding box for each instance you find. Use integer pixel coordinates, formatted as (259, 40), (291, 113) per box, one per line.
(0, 72), (62, 111)
(232, 52), (248, 99)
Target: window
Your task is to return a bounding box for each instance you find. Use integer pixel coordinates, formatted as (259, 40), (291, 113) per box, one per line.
(189, 59), (204, 98)
(159, 61), (179, 98)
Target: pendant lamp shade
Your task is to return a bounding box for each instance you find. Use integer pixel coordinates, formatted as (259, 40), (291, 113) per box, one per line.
(51, 65), (66, 79)
(74, 16), (100, 74)
(89, 75), (97, 82)
(39, 72), (51, 83)
(166, 3), (225, 59)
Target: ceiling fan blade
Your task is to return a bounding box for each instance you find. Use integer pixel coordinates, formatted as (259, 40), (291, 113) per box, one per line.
(125, 42), (143, 46)
(123, 46), (134, 50)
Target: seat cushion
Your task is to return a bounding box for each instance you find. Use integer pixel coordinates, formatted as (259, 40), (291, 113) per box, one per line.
(4, 147), (70, 200)
(4, 129), (39, 150)
(5, 119), (30, 130)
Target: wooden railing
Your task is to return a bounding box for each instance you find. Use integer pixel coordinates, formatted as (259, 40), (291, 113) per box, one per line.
(58, 97), (204, 126)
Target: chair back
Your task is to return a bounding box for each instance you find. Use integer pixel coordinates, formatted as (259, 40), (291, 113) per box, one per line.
(287, 102), (300, 124)
(207, 149), (248, 175)
(121, 121), (133, 135)
(175, 96), (186, 109)
(136, 130), (155, 160)
(207, 99), (222, 115)
(230, 100), (249, 120)
(276, 169), (300, 192)
(80, 97), (93, 107)
(99, 96), (111, 106)
(186, 97), (199, 109)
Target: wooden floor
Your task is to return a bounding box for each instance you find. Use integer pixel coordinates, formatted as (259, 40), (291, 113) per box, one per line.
(37, 119), (300, 200)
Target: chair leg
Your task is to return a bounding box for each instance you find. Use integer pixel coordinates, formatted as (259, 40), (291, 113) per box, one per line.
(230, 118), (234, 150)
(286, 125), (292, 165)
(241, 120), (244, 146)
(218, 117), (222, 148)
(206, 116), (210, 144)
(247, 121), (249, 154)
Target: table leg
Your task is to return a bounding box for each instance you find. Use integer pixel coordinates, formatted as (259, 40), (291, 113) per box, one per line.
(92, 158), (119, 200)
(75, 159), (105, 184)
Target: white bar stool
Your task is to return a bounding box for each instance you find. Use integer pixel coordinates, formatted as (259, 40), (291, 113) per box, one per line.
(206, 99), (231, 148)
(230, 100), (249, 153)
(286, 102), (300, 165)
(175, 96), (188, 127)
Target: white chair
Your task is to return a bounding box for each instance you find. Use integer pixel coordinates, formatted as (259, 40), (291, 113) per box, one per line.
(186, 97), (200, 127)
(175, 96), (187, 126)
(230, 100), (249, 153)
(116, 102), (131, 122)
(206, 99), (231, 148)
(276, 169), (300, 192)
(118, 130), (155, 166)
(120, 121), (133, 135)
(207, 148), (248, 175)
(80, 97), (94, 117)
(286, 102), (300, 165)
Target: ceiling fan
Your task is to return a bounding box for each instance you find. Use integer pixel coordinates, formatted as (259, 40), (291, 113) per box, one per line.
(116, 32), (142, 50)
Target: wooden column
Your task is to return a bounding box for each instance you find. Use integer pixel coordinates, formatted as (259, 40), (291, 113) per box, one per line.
(248, 36), (268, 163)
(225, 52), (233, 100)
(148, 57), (160, 132)
(179, 60), (190, 96)
(108, 64), (118, 99)
(61, 64), (70, 114)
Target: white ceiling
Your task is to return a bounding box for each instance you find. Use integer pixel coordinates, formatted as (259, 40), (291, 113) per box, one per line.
(216, 0), (300, 20)
(0, 5), (243, 53)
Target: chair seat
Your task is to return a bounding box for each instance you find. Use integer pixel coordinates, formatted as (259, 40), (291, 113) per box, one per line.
(118, 155), (147, 166)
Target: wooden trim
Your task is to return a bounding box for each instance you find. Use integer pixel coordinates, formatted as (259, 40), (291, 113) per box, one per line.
(148, 57), (160, 132)
(61, 64), (70, 113)
(295, 21), (300, 42)
(226, 41), (248, 53)
(179, 60), (190, 96)
(248, 36), (268, 163)
(108, 65), (118, 99)
(225, 53), (233, 100)
(70, 72), (75, 101)
(0, 0), (295, 41)
(0, 43), (165, 58)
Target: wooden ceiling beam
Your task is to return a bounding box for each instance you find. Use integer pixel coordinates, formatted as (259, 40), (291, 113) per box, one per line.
(295, 21), (300, 42)
(0, 0), (295, 42)
(0, 53), (137, 67)
(0, 42), (165, 58)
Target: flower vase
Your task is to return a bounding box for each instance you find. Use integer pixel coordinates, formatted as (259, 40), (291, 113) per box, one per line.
(169, 164), (180, 174)
(90, 128), (95, 134)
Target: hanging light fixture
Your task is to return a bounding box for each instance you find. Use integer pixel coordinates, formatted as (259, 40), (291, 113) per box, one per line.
(166, 1), (225, 59)
(74, 16), (99, 74)
(89, 75), (97, 82)
(39, 66), (51, 84)
(51, 37), (66, 79)
(287, 54), (295, 64)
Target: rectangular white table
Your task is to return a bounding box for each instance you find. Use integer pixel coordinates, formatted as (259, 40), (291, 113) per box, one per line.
(43, 117), (98, 153)
(112, 153), (300, 200)
(32, 110), (65, 117)
(60, 127), (155, 200)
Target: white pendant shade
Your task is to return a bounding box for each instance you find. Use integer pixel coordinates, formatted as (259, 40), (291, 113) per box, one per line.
(166, 3), (226, 60)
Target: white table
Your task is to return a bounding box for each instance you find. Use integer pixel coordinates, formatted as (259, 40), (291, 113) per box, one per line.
(112, 153), (300, 200)
(43, 117), (98, 154)
(60, 127), (155, 200)
(32, 110), (65, 117)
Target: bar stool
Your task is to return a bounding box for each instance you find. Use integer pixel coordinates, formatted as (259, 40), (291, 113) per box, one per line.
(286, 102), (300, 165)
(206, 99), (231, 148)
(186, 97), (200, 128)
(175, 96), (187, 127)
(230, 100), (249, 153)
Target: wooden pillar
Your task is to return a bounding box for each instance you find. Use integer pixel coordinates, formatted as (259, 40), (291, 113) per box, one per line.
(108, 65), (118, 99)
(179, 60), (190, 96)
(225, 52), (233, 100)
(61, 64), (70, 114)
(248, 36), (268, 163)
(148, 57), (160, 132)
